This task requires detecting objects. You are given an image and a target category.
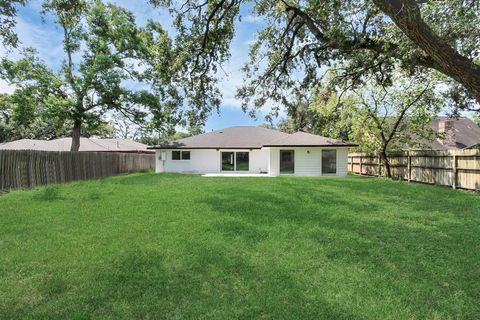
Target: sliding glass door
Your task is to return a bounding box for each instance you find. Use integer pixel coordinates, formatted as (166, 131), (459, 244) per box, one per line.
(221, 152), (235, 171)
(235, 152), (249, 171)
(221, 151), (249, 172)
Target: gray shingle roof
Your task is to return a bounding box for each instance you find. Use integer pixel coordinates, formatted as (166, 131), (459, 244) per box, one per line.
(424, 117), (480, 150)
(0, 138), (152, 153)
(263, 131), (357, 147)
(148, 126), (358, 149)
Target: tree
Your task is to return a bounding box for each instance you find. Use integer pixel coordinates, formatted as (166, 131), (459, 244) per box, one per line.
(0, 92), (115, 143)
(278, 86), (358, 141)
(351, 74), (440, 177)
(0, 0), (25, 47)
(276, 72), (440, 177)
(0, 93), (14, 142)
(153, 0), (480, 117)
(137, 129), (197, 146)
(1, 0), (180, 151)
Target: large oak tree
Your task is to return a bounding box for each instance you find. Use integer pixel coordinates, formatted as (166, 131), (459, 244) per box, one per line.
(1, 0), (184, 150)
(154, 0), (480, 116)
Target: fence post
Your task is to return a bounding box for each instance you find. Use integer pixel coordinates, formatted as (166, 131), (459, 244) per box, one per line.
(407, 151), (411, 183)
(377, 155), (381, 176)
(359, 155), (363, 175)
(350, 156), (354, 172)
(452, 153), (457, 189)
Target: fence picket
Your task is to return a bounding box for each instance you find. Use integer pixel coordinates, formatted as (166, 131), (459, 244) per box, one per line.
(348, 150), (480, 190)
(0, 151), (155, 191)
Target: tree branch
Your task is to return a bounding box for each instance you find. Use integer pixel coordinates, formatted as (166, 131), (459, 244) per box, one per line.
(372, 0), (480, 102)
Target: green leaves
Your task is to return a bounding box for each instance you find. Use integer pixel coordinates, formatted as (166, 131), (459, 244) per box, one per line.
(0, 0), (26, 47)
(156, 0), (480, 118)
(1, 0), (185, 149)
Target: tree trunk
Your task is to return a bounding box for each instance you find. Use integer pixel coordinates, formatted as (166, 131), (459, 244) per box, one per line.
(373, 0), (480, 103)
(380, 148), (392, 178)
(70, 118), (81, 151)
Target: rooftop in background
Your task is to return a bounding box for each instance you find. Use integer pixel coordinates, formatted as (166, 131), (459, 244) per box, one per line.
(148, 126), (358, 149)
(423, 117), (480, 150)
(0, 138), (153, 153)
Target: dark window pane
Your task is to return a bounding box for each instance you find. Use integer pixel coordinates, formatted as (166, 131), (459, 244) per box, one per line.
(172, 151), (181, 160)
(181, 151), (190, 160)
(280, 150), (295, 173)
(322, 150), (337, 174)
(236, 152), (249, 171)
(221, 152), (234, 171)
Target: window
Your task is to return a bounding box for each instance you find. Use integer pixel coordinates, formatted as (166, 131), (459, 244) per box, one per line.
(322, 149), (337, 174)
(172, 150), (190, 160)
(172, 151), (181, 160)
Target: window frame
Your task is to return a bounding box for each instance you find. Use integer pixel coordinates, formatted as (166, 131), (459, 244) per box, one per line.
(171, 150), (191, 161)
(181, 151), (190, 160)
(220, 151), (250, 171)
(172, 150), (181, 160)
(235, 152), (249, 171)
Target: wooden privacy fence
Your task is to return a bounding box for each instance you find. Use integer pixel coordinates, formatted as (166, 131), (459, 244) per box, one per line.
(348, 149), (480, 191)
(0, 150), (155, 191)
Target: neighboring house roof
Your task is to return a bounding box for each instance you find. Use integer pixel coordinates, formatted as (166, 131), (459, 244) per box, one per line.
(420, 117), (480, 150)
(0, 138), (153, 153)
(148, 126), (358, 149)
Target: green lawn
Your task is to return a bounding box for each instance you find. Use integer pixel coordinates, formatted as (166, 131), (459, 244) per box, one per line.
(0, 173), (479, 319)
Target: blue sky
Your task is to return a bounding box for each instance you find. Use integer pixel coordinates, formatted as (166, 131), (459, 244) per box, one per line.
(0, 0), (274, 132)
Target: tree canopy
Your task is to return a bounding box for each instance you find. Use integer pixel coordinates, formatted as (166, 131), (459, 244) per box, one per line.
(0, 92), (115, 143)
(154, 0), (480, 118)
(0, 0), (26, 47)
(0, 0), (186, 150)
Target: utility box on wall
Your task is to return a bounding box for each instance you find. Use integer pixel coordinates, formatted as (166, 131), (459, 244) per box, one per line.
(159, 151), (167, 161)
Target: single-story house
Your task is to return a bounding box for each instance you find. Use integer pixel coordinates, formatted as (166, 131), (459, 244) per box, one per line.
(148, 126), (358, 176)
(0, 138), (153, 153)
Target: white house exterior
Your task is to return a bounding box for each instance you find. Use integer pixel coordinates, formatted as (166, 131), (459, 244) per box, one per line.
(148, 126), (357, 176)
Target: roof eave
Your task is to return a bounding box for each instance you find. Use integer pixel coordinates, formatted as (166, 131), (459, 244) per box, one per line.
(262, 144), (359, 148)
(147, 146), (263, 150)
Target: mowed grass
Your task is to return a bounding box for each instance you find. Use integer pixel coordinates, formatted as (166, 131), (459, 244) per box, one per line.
(0, 173), (479, 319)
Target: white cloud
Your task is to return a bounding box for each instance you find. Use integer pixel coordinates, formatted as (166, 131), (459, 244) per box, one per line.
(13, 16), (64, 70)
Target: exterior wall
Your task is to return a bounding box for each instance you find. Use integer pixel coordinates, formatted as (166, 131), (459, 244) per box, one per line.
(336, 148), (349, 176)
(268, 148), (280, 176)
(249, 149), (269, 173)
(155, 148), (268, 174)
(156, 149), (220, 174)
(268, 147), (349, 177)
(293, 147), (322, 176)
(155, 146), (350, 176)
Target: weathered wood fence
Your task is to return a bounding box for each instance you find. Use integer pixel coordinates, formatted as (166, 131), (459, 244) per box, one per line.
(0, 150), (155, 191)
(348, 150), (480, 191)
